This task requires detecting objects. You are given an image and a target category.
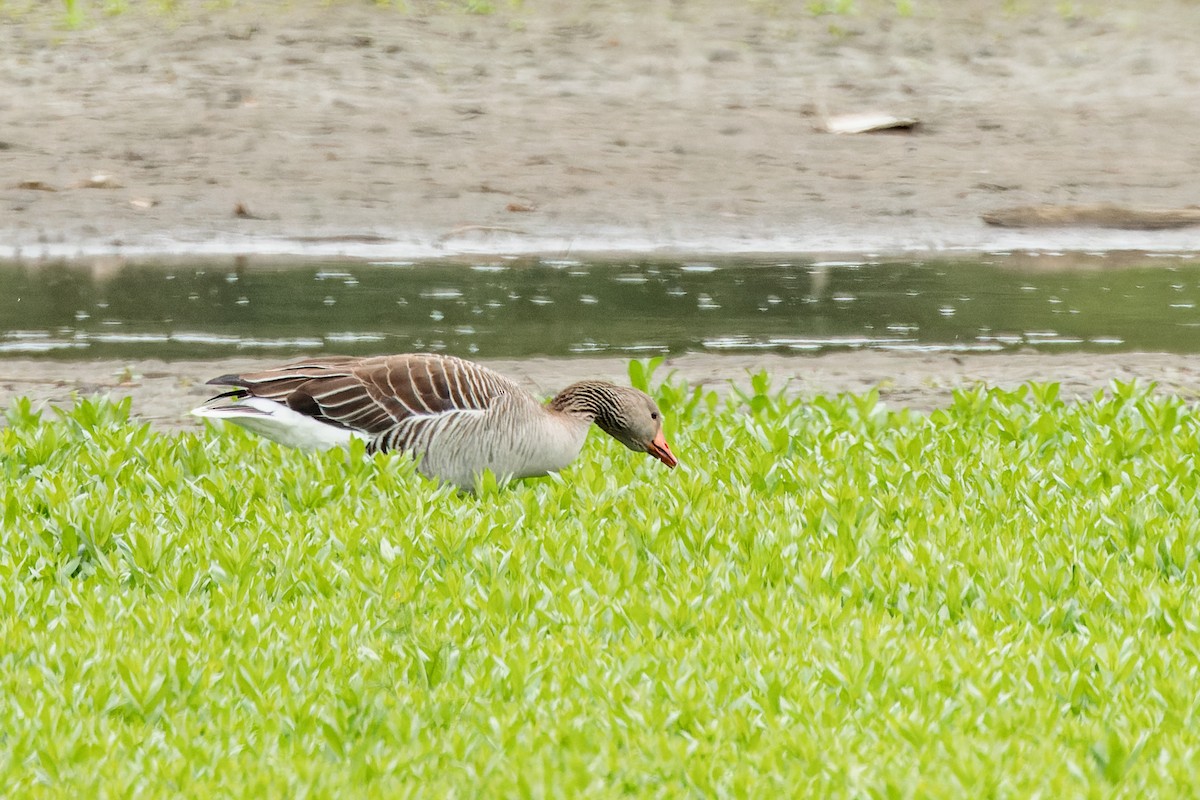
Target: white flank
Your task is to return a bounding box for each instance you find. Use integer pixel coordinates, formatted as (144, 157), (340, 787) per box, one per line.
(191, 396), (364, 451)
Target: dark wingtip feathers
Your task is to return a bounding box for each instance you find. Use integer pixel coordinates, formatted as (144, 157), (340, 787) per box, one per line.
(206, 373), (250, 388)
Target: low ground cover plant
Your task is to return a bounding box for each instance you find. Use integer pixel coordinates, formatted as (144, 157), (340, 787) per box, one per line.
(2, 369), (1198, 796)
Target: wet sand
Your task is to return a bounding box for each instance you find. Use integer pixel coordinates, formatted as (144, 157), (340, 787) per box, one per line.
(2, 1), (1199, 258)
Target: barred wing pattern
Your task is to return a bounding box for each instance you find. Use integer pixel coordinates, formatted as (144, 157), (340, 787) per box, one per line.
(208, 353), (523, 452)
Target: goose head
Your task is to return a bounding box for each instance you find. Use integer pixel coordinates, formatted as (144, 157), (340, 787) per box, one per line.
(553, 381), (678, 468)
(596, 386), (678, 468)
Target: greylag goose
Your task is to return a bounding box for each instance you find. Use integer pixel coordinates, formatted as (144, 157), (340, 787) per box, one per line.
(192, 353), (677, 491)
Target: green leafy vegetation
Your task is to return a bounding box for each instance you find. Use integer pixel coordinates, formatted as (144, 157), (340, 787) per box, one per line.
(3, 372), (1200, 796)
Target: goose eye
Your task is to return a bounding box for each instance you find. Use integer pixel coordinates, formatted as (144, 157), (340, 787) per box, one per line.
(650, 412), (659, 420)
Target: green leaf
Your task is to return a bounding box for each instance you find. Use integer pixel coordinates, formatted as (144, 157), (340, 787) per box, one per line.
(1, 387), (1198, 795)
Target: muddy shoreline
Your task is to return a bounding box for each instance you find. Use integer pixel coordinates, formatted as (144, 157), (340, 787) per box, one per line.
(3, 1), (1200, 259)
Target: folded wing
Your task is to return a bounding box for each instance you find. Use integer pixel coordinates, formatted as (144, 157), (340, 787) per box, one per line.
(201, 353), (523, 447)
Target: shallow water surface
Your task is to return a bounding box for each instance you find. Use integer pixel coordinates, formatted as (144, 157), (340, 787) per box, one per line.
(2, 254), (1199, 359)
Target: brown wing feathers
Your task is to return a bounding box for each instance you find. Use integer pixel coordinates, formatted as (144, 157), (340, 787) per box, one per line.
(205, 354), (518, 438)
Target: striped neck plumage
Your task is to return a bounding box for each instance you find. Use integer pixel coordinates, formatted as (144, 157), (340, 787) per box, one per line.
(548, 380), (622, 425)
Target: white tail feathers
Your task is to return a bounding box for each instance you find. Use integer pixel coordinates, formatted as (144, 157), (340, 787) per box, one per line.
(192, 396), (362, 451)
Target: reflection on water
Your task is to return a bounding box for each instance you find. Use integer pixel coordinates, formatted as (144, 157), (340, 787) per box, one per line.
(2, 254), (1200, 359)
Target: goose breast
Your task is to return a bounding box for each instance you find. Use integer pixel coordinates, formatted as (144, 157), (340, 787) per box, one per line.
(407, 391), (591, 489)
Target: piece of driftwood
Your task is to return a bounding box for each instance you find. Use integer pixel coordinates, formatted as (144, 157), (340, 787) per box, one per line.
(820, 112), (920, 134)
(982, 204), (1200, 230)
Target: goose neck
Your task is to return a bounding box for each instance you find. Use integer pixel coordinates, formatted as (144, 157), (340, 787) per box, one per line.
(548, 381), (619, 424)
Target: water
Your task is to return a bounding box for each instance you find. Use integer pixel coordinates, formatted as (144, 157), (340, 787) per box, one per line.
(2, 254), (1199, 359)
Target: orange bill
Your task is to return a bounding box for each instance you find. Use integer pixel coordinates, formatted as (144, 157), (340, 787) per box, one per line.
(647, 430), (678, 468)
